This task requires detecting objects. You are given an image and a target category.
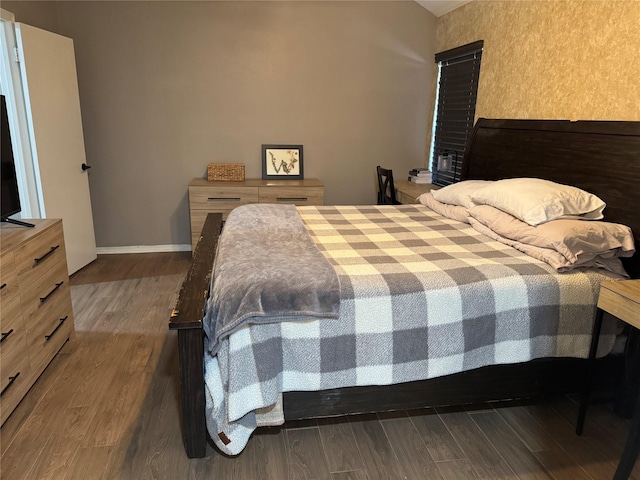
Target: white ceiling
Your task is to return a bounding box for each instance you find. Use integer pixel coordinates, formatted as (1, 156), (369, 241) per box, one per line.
(416, 1), (472, 17)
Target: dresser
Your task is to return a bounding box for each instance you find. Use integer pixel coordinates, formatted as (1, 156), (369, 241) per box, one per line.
(0, 219), (75, 425)
(394, 180), (439, 204)
(188, 178), (324, 250)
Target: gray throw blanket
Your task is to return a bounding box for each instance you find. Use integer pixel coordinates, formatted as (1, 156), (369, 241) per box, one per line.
(203, 204), (341, 355)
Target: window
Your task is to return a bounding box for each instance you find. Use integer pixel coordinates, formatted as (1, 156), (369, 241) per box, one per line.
(430, 40), (483, 186)
(0, 9), (40, 217)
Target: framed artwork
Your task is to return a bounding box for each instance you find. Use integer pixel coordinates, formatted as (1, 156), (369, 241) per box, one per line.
(262, 145), (304, 180)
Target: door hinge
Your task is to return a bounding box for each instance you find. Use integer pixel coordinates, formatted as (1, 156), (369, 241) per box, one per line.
(13, 47), (20, 63)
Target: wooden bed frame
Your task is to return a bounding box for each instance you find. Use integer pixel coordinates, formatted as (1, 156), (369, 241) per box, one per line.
(170, 118), (640, 458)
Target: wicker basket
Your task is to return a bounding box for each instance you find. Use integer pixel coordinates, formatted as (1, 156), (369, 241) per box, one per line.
(207, 163), (245, 182)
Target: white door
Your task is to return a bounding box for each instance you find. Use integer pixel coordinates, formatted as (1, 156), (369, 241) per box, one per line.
(16, 23), (97, 274)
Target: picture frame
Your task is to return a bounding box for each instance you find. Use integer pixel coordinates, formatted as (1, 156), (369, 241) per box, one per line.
(262, 144), (304, 180)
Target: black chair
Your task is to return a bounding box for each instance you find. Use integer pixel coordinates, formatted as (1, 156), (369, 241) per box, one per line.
(376, 166), (401, 205)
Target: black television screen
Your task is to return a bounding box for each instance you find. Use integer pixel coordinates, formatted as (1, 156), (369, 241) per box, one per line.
(1, 94), (22, 220)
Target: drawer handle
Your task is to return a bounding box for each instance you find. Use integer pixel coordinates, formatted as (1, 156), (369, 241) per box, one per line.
(0, 283), (6, 291)
(45, 316), (68, 341)
(208, 197), (241, 201)
(40, 281), (64, 303)
(0, 329), (14, 344)
(1, 372), (20, 397)
(276, 197), (308, 202)
(34, 245), (60, 265)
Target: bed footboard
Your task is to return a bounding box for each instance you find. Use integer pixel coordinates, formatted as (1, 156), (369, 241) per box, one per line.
(169, 213), (222, 459)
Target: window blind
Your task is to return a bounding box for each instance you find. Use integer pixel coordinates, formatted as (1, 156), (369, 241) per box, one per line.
(431, 40), (483, 186)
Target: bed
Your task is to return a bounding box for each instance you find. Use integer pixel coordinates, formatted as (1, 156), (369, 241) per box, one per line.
(170, 118), (640, 459)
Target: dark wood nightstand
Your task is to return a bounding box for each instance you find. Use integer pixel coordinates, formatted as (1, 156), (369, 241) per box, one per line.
(576, 279), (640, 479)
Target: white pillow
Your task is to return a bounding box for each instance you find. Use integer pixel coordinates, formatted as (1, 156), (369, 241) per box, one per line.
(431, 180), (495, 208)
(470, 178), (606, 226)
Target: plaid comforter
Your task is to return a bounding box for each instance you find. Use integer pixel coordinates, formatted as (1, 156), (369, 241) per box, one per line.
(204, 205), (619, 455)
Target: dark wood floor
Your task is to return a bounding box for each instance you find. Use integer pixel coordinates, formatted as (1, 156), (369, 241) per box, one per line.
(1, 252), (638, 479)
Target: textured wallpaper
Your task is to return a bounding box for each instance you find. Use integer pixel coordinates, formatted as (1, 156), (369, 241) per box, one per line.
(436, 0), (640, 121)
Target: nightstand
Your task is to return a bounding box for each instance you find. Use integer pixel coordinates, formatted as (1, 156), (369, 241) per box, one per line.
(394, 180), (440, 205)
(576, 279), (640, 479)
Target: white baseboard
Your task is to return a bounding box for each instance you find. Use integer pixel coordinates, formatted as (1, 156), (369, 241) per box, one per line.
(96, 244), (192, 255)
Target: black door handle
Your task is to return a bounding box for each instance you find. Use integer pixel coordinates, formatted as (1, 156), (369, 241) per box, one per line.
(81, 163), (91, 171)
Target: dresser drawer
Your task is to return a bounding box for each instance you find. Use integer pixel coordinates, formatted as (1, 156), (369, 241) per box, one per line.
(0, 350), (32, 424)
(24, 289), (73, 373)
(188, 178), (325, 252)
(189, 185), (259, 250)
(0, 253), (19, 301)
(258, 186), (324, 205)
(0, 294), (31, 418)
(14, 222), (67, 287)
(0, 290), (24, 332)
(189, 186), (259, 211)
(1, 295), (31, 390)
(19, 256), (69, 328)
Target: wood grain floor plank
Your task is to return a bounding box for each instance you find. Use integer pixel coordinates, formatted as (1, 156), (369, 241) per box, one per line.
(317, 417), (364, 473)
(0, 347), (74, 456)
(136, 382), (193, 480)
(21, 432), (79, 480)
(549, 397), (640, 479)
(77, 335), (141, 447)
(331, 470), (370, 480)
(494, 404), (562, 453)
(68, 284), (101, 325)
(65, 333), (128, 409)
(469, 410), (554, 480)
(0, 344), (93, 478)
(379, 412), (444, 480)
(73, 295), (113, 332)
(407, 407), (466, 462)
(84, 369), (154, 448)
(347, 414), (406, 480)
(187, 445), (251, 480)
(250, 427), (290, 480)
(192, 427), (283, 480)
(137, 275), (184, 335)
(551, 396), (629, 453)
(107, 337), (177, 479)
(436, 408), (517, 480)
(103, 278), (155, 323)
(286, 427), (331, 480)
(435, 459), (481, 480)
(65, 445), (114, 480)
(523, 403), (618, 479)
(532, 449), (593, 480)
(0, 431), (50, 480)
(227, 433), (260, 480)
(107, 340), (190, 479)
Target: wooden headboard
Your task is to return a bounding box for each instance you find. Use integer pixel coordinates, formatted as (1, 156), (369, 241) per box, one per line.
(460, 118), (640, 278)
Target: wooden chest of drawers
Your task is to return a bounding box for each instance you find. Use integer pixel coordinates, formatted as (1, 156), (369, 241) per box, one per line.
(0, 219), (75, 425)
(188, 178), (324, 251)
